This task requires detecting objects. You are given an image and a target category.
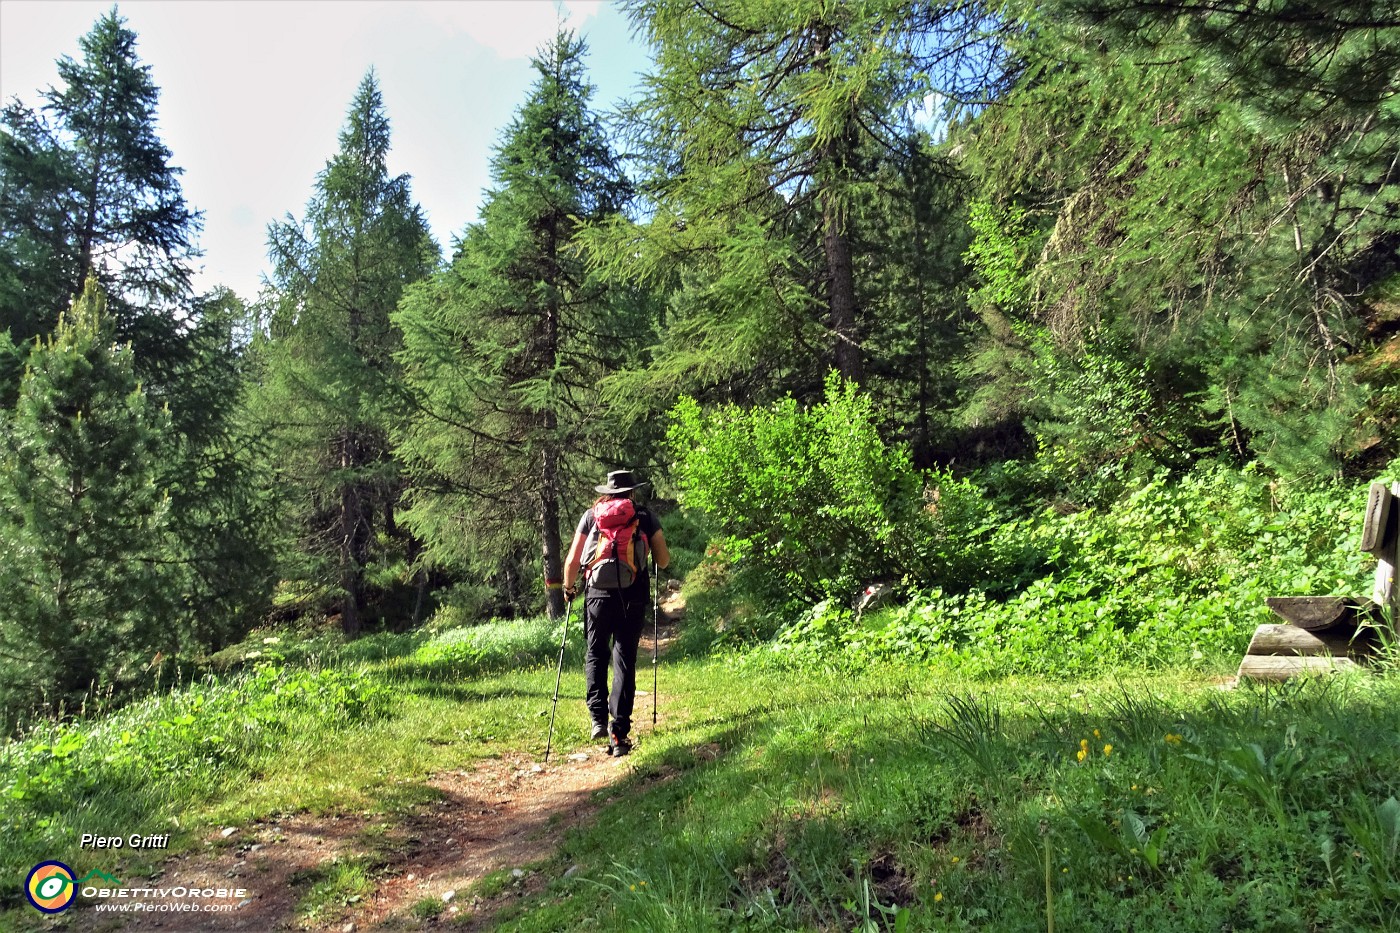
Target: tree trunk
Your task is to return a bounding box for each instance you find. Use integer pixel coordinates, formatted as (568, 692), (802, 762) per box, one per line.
(910, 137), (932, 469)
(75, 92), (112, 299)
(812, 25), (862, 385)
(823, 185), (861, 384)
(338, 430), (363, 636)
(540, 445), (566, 620)
(539, 188), (567, 621)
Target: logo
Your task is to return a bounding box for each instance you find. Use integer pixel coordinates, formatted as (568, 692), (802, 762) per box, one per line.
(25, 861), (76, 913)
(25, 863), (122, 913)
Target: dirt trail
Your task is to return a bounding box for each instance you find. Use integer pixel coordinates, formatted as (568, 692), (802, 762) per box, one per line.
(89, 595), (686, 933)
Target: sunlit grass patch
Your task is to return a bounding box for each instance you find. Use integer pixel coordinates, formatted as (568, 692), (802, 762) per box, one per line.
(292, 855), (374, 925)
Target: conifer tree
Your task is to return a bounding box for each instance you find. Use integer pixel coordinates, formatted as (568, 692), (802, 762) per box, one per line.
(955, 1), (1400, 476)
(0, 7), (199, 353)
(257, 73), (437, 635)
(0, 11), (275, 669)
(162, 287), (278, 646)
(588, 0), (1000, 403)
(395, 32), (637, 619)
(0, 279), (179, 711)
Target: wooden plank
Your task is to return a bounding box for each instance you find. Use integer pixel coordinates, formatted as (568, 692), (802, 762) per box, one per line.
(1361, 482), (1393, 555)
(1372, 481), (1400, 621)
(1244, 623), (1367, 657)
(1237, 654), (1363, 682)
(1264, 596), (1352, 632)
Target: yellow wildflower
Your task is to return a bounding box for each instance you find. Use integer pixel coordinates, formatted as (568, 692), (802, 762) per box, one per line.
(1076, 749), (1087, 762)
(1093, 729), (1101, 738)
(1164, 733), (1182, 745)
(934, 892), (943, 902)
(951, 856), (959, 864)
(1103, 744), (1113, 757)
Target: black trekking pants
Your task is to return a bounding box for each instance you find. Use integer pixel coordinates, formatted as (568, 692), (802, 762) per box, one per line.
(583, 585), (647, 739)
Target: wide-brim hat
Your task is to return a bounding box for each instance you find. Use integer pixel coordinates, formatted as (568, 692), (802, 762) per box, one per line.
(595, 469), (647, 494)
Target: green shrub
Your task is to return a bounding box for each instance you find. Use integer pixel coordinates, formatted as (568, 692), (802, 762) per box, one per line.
(764, 462), (1372, 675)
(669, 373), (999, 605)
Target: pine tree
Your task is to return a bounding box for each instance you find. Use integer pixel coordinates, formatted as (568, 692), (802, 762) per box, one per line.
(160, 287), (279, 647)
(256, 72), (437, 635)
(852, 133), (976, 466)
(0, 11), (275, 672)
(0, 279), (179, 712)
(395, 32), (638, 619)
(0, 7), (199, 354)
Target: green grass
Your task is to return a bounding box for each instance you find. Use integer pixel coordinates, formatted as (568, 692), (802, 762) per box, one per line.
(0, 614), (578, 920)
(410, 894), (446, 919)
(5, 608), (1400, 931)
(499, 660), (1400, 932)
(293, 855), (374, 924)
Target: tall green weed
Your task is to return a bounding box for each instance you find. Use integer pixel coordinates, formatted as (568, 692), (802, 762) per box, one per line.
(0, 663), (390, 907)
(766, 464), (1371, 675)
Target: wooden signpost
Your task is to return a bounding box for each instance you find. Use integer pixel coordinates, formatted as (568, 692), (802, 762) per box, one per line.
(1236, 481), (1397, 681)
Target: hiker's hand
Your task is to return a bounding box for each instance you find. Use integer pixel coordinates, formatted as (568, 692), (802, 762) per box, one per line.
(564, 584), (578, 601)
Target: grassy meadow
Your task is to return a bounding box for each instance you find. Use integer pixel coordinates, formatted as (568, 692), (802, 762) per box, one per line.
(3, 610), (1400, 931)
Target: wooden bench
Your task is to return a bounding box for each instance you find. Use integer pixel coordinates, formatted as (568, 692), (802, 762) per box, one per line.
(1237, 481), (1396, 682)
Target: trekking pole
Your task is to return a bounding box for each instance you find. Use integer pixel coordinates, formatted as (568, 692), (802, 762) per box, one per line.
(544, 594), (575, 765)
(652, 558), (660, 726)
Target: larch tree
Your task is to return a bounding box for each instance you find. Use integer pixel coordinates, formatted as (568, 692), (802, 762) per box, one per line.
(395, 31), (638, 620)
(256, 72), (438, 635)
(0, 9), (276, 665)
(585, 0), (1002, 406)
(954, 0), (1400, 478)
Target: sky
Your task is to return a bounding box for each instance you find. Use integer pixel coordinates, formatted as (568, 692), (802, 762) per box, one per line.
(0, 0), (652, 303)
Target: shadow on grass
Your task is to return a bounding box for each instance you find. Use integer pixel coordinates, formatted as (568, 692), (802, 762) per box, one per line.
(386, 679), (565, 705)
(511, 672), (1400, 933)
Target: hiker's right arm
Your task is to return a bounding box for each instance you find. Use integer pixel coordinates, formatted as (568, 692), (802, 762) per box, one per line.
(562, 532), (585, 598)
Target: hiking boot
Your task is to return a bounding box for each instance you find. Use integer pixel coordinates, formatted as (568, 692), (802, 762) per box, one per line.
(608, 734), (632, 757)
(591, 722), (608, 741)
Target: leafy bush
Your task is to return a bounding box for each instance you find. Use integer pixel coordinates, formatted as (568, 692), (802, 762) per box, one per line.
(654, 508), (708, 580)
(765, 463), (1373, 675)
(669, 373), (999, 605)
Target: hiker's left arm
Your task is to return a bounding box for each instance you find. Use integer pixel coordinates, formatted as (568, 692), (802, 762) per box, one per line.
(650, 529), (670, 572)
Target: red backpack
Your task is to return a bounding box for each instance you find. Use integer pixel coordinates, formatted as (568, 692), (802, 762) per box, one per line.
(583, 499), (649, 589)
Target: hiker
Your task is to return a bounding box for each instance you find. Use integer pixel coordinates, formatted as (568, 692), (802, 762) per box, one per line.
(562, 470), (670, 757)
